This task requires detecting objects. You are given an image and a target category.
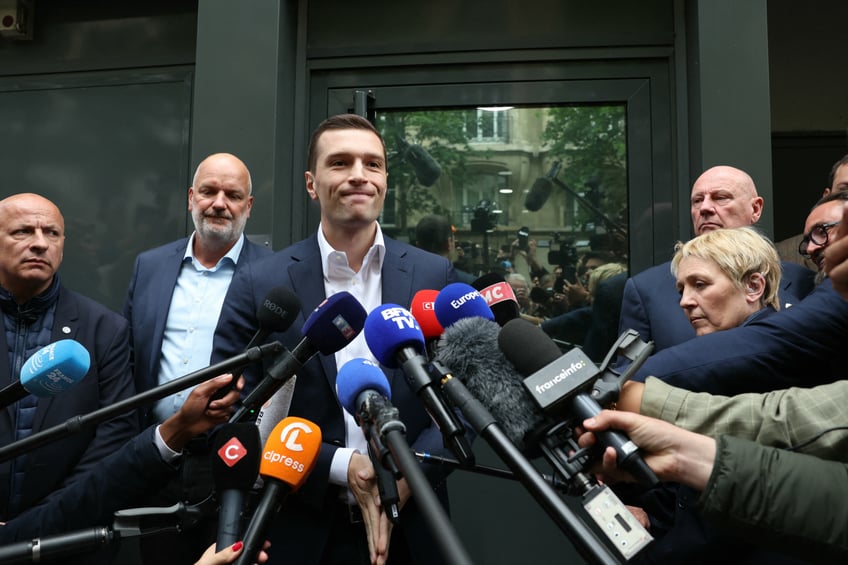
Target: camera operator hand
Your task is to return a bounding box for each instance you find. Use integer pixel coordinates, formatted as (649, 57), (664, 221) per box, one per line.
(577, 409), (716, 490)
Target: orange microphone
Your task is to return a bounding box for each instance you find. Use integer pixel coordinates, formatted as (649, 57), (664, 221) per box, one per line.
(234, 417), (321, 565)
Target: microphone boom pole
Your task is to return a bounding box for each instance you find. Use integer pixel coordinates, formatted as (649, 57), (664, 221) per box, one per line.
(0, 342), (284, 463)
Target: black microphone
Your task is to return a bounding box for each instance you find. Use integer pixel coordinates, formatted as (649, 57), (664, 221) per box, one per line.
(211, 423), (262, 550)
(234, 417), (321, 565)
(0, 526), (113, 564)
(0, 340), (91, 410)
(524, 161), (562, 212)
(229, 291), (367, 423)
(498, 318), (658, 486)
(247, 287), (302, 349)
(210, 287), (301, 404)
(398, 135), (441, 186)
(434, 317), (543, 452)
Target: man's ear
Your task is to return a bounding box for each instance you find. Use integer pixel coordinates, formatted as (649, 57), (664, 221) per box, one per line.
(305, 172), (318, 201)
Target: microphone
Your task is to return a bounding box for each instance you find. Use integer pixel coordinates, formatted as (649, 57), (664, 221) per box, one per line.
(498, 318), (658, 486)
(432, 282), (494, 329)
(234, 417), (321, 565)
(247, 287), (302, 350)
(210, 287), (301, 404)
(410, 289), (443, 358)
(471, 273), (521, 326)
(211, 423), (262, 550)
(337, 358), (401, 523)
(434, 317), (543, 451)
(398, 135), (441, 186)
(337, 358), (475, 565)
(0, 340), (90, 409)
(364, 304), (474, 465)
(524, 161), (562, 212)
(0, 341), (284, 463)
(230, 291), (367, 423)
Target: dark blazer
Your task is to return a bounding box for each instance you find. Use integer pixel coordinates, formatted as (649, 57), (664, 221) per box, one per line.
(0, 286), (138, 520)
(618, 260), (816, 354)
(0, 426), (176, 544)
(122, 236), (272, 424)
(213, 233), (459, 564)
(631, 277), (848, 394)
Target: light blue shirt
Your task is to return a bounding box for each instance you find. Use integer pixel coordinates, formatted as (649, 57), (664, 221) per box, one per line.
(152, 233), (245, 423)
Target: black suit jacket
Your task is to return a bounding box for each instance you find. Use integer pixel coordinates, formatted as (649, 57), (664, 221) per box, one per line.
(213, 233), (459, 564)
(0, 285), (138, 520)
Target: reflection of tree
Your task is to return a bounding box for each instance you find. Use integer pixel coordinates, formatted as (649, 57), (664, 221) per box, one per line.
(542, 106), (627, 230)
(378, 112), (473, 232)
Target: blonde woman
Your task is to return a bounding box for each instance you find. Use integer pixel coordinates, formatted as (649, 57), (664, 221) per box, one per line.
(671, 226), (781, 336)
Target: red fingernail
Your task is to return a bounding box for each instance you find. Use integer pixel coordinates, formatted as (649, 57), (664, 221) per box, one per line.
(232, 541), (243, 552)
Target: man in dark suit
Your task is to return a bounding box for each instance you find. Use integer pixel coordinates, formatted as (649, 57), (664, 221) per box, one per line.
(0, 193), (138, 563)
(122, 153), (271, 564)
(619, 165), (816, 354)
(213, 114), (460, 565)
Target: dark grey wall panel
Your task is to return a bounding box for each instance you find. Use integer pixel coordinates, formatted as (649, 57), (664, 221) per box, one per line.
(0, 69), (193, 312)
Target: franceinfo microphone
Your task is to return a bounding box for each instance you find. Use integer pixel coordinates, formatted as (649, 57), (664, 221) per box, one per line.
(230, 291), (367, 424)
(364, 304), (474, 466)
(524, 160), (562, 212)
(429, 294), (624, 564)
(233, 416), (321, 565)
(211, 423), (262, 550)
(499, 318), (658, 487)
(0, 340), (90, 409)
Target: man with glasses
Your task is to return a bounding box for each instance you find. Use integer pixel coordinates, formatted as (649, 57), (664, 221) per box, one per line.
(798, 191), (848, 278)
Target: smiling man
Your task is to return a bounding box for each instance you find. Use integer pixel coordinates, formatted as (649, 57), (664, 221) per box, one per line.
(0, 193), (137, 565)
(618, 165), (816, 354)
(213, 114), (461, 565)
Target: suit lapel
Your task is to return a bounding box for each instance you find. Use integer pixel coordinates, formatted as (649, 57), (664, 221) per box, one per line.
(381, 239), (414, 308)
(148, 241), (187, 379)
(286, 238), (338, 388)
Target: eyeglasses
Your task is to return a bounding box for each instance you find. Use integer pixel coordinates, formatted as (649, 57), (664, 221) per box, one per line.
(798, 221), (841, 258)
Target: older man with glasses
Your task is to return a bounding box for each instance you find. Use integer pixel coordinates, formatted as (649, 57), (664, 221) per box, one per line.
(799, 191), (848, 277)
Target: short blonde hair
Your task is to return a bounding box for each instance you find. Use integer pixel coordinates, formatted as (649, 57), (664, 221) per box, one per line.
(670, 226), (781, 310)
(587, 262), (627, 298)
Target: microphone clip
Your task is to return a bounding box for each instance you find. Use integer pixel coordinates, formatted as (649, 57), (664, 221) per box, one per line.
(112, 494), (217, 539)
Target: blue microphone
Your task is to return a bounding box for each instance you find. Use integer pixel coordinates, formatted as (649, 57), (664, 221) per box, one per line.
(232, 291), (367, 423)
(433, 283), (494, 329)
(364, 304), (475, 466)
(0, 340), (90, 409)
(337, 358), (401, 523)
